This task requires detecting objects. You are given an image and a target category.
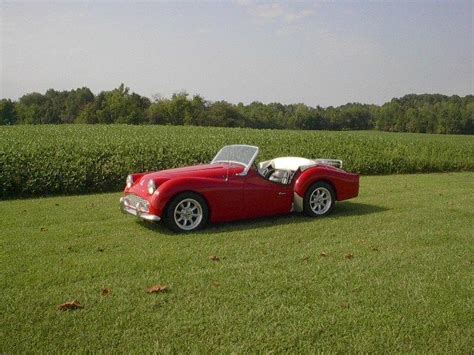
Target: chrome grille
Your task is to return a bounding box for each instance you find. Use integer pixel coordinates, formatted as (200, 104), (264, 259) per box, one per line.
(124, 194), (149, 213)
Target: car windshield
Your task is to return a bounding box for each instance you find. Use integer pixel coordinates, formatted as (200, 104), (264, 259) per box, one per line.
(211, 145), (259, 170)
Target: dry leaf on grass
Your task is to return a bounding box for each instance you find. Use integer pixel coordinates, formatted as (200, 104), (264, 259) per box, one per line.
(147, 285), (169, 294)
(58, 300), (83, 311)
(371, 247), (379, 252)
(212, 281), (220, 288)
(302, 255), (310, 261)
(40, 227), (48, 232)
(209, 255), (220, 262)
(320, 252), (328, 257)
(345, 253), (354, 259)
(101, 288), (111, 297)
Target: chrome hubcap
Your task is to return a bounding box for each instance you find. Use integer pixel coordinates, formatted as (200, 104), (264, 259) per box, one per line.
(174, 198), (203, 230)
(309, 187), (332, 215)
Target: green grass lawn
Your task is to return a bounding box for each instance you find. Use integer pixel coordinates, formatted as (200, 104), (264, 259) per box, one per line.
(1, 173), (473, 353)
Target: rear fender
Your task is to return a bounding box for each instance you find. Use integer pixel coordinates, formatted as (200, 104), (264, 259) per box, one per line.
(294, 166), (359, 203)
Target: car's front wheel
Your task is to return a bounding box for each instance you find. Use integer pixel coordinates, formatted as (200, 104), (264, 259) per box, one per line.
(303, 181), (335, 217)
(165, 192), (208, 232)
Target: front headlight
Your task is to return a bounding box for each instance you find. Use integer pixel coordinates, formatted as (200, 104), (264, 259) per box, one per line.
(126, 175), (133, 189)
(147, 179), (156, 195)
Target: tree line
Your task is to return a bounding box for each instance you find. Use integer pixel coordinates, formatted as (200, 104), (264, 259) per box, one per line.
(1, 84), (472, 134)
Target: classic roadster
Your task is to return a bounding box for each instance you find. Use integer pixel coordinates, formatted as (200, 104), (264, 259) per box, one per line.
(120, 145), (359, 232)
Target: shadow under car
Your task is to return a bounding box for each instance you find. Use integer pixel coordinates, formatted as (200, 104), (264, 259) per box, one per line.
(137, 201), (389, 235)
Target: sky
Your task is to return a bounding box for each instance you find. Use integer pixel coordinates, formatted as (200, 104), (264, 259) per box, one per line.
(1, 0), (473, 107)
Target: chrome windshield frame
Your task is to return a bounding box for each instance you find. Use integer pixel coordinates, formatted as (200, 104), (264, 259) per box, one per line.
(210, 145), (259, 176)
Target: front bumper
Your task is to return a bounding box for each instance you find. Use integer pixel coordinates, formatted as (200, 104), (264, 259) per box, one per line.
(120, 196), (161, 222)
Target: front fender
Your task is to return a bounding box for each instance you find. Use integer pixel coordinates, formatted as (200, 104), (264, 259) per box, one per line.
(151, 177), (219, 217)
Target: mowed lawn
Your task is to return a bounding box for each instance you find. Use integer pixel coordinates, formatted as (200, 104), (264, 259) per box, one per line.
(1, 173), (473, 353)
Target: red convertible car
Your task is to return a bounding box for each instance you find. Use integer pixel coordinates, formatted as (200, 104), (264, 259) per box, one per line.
(120, 145), (359, 232)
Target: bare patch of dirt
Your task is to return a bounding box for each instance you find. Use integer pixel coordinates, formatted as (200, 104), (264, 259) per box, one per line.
(147, 285), (169, 294)
(58, 300), (83, 311)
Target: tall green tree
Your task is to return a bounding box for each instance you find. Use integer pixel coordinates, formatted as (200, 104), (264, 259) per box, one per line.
(0, 99), (17, 125)
(207, 101), (243, 127)
(63, 87), (95, 123)
(2, 87), (472, 134)
(16, 92), (47, 124)
(94, 84), (149, 124)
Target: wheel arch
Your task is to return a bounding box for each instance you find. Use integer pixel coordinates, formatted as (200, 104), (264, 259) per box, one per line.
(294, 168), (338, 199)
(293, 178), (337, 212)
(162, 189), (212, 222)
(152, 177), (217, 219)
(308, 178), (336, 196)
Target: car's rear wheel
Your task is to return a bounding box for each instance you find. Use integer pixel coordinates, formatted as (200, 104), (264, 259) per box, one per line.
(303, 182), (335, 217)
(165, 192), (208, 232)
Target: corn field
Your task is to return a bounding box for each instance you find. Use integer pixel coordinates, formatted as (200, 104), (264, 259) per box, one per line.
(1, 125), (473, 198)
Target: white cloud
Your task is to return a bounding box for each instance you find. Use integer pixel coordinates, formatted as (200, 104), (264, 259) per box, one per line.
(285, 9), (314, 24)
(235, 1), (314, 24)
(248, 3), (284, 21)
(233, 0), (252, 6)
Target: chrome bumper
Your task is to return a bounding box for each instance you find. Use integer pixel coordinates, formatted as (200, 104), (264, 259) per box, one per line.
(120, 196), (161, 222)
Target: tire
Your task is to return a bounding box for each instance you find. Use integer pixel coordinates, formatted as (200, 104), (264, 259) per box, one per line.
(303, 181), (336, 217)
(164, 192), (209, 232)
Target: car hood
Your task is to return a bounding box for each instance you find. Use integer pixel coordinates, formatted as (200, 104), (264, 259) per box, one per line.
(126, 163), (245, 197)
(146, 163), (244, 180)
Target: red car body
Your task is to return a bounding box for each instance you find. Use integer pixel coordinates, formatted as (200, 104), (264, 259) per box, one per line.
(120, 145), (359, 231)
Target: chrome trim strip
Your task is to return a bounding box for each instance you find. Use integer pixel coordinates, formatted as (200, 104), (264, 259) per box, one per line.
(211, 160), (247, 167)
(311, 159), (343, 169)
(138, 213), (161, 222)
